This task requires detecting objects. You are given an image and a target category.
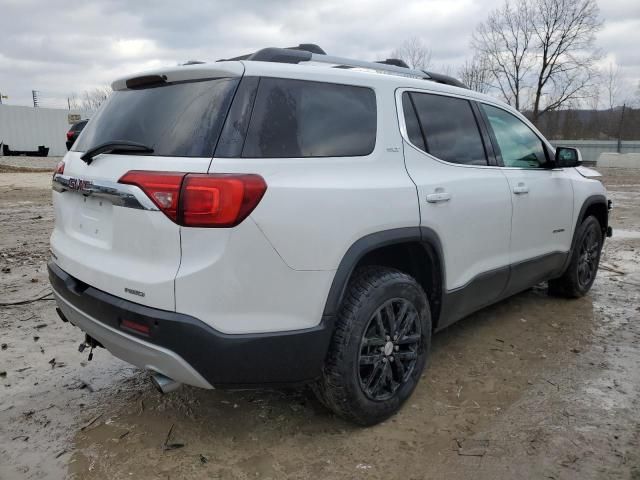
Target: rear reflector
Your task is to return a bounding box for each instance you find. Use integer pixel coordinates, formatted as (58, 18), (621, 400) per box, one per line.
(118, 171), (266, 227)
(121, 319), (151, 335)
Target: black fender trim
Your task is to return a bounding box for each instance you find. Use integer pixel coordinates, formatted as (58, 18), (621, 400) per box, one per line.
(555, 194), (607, 278)
(322, 227), (445, 317)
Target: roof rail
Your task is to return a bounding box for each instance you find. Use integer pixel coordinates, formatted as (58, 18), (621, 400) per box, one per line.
(217, 45), (467, 89)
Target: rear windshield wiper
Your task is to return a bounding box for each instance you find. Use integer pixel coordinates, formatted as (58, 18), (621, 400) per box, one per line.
(80, 141), (154, 164)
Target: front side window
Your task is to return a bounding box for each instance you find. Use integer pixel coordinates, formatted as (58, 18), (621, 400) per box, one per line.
(481, 104), (548, 168)
(404, 92), (488, 166)
(242, 78), (376, 158)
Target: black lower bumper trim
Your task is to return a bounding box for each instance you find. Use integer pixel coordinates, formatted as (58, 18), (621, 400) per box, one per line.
(48, 262), (333, 387)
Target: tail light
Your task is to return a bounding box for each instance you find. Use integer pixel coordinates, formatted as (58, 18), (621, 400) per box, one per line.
(66, 131), (75, 141)
(54, 161), (65, 176)
(118, 171), (267, 227)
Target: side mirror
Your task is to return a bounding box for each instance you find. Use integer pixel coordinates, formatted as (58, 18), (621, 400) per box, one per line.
(555, 147), (582, 168)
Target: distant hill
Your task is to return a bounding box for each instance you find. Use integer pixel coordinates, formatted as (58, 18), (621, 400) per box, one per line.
(525, 107), (639, 140)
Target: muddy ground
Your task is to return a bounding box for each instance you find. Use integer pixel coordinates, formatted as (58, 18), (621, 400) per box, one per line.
(0, 164), (639, 480)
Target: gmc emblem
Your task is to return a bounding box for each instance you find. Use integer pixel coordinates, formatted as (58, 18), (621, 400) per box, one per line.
(67, 178), (93, 192)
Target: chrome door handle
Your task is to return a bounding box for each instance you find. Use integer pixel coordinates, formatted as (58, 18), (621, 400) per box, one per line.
(426, 192), (451, 203)
(513, 183), (529, 194)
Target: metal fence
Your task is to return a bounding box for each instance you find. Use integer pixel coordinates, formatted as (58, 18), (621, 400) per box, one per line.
(553, 140), (640, 163)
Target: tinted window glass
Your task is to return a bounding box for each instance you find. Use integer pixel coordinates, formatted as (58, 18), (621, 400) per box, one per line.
(402, 92), (426, 151)
(242, 78), (376, 158)
(409, 93), (487, 166)
(70, 120), (87, 132)
(482, 104), (547, 168)
(73, 78), (239, 157)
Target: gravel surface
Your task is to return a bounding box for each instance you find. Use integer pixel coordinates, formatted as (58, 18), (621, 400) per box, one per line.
(0, 168), (639, 480)
(0, 156), (61, 171)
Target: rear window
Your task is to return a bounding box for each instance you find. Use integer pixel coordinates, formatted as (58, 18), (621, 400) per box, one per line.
(242, 78), (376, 158)
(73, 78), (239, 157)
(404, 92), (488, 166)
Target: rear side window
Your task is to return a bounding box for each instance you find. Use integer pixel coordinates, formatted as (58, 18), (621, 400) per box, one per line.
(404, 92), (488, 166)
(73, 78), (239, 157)
(242, 78), (376, 158)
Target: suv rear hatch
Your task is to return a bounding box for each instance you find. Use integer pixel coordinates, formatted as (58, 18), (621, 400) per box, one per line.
(51, 64), (243, 310)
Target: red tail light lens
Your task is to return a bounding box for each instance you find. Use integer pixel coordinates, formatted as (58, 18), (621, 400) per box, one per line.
(66, 131), (74, 141)
(119, 171), (186, 221)
(181, 174), (266, 227)
(54, 161), (65, 176)
(118, 171), (267, 227)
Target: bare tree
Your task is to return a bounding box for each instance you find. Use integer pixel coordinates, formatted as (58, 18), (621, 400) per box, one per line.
(604, 63), (621, 110)
(472, 0), (534, 109)
(390, 37), (432, 70)
(459, 56), (492, 93)
(68, 86), (112, 111)
(529, 0), (602, 122)
(472, 0), (602, 120)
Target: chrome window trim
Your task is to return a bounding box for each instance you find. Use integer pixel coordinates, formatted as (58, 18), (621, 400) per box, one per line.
(52, 174), (159, 211)
(395, 87), (562, 172)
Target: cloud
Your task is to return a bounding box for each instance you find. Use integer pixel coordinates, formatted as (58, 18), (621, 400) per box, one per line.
(0, 0), (638, 107)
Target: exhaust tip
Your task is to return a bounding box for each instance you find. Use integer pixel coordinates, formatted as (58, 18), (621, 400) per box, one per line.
(151, 373), (182, 394)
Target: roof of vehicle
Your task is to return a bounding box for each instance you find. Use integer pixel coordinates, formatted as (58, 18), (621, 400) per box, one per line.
(111, 44), (511, 114)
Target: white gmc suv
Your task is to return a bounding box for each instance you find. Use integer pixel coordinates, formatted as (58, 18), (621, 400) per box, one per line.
(49, 45), (611, 425)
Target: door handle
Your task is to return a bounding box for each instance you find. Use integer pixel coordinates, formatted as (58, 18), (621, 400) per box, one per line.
(426, 192), (451, 203)
(513, 182), (529, 195)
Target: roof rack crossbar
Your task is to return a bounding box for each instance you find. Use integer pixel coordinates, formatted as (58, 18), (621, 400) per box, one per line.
(307, 53), (429, 79)
(217, 45), (468, 88)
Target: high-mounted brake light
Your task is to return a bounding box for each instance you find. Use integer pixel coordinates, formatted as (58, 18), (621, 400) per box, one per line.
(118, 171), (267, 227)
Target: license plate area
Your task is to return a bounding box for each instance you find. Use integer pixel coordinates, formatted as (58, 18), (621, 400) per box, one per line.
(70, 195), (113, 246)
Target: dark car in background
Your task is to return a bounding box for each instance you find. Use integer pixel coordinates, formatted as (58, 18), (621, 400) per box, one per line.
(65, 119), (88, 150)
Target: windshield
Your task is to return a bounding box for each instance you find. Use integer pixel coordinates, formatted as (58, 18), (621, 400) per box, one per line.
(73, 77), (239, 157)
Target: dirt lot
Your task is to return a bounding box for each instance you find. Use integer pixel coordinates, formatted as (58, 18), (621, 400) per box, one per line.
(1, 165), (639, 480)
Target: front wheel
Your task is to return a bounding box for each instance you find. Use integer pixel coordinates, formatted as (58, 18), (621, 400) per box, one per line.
(549, 215), (603, 298)
(313, 266), (431, 426)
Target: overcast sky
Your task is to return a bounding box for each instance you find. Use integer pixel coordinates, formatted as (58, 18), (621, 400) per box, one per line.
(0, 0), (638, 108)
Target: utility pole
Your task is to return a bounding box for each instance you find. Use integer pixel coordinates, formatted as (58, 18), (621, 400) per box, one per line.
(616, 103), (626, 153)
(32, 90), (40, 108)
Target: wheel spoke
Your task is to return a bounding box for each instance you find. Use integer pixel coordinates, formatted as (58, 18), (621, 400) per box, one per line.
(392, 355), (406, 380)
(362, 337), (385, 348)
(395, 351), (418, 362)
(396, 311), (416, 343)
(396, 334), (420, 346)
(384, 304), (396, 337)
(360, 354), (382, 366)
(367, 362), (388, 396)
(393, 302), (409, 337)
(374, 312), (386, 338)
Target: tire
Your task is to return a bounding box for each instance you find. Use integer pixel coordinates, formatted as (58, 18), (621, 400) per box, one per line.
(313, 266), (432, 426)
(549, 215), (603, 298)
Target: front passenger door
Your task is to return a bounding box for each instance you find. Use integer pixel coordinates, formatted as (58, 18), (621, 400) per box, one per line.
(480, 103), (573, 293)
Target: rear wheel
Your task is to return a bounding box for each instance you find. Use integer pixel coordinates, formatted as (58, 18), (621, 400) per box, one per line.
(314, 266), (431, 425)
(549, 215), (603, 298)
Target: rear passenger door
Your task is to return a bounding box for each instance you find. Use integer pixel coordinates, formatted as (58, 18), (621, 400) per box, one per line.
(399, 90), (512, 325)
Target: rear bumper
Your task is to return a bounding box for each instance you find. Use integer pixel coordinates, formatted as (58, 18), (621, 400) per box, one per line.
(49, 262), (334, 387)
